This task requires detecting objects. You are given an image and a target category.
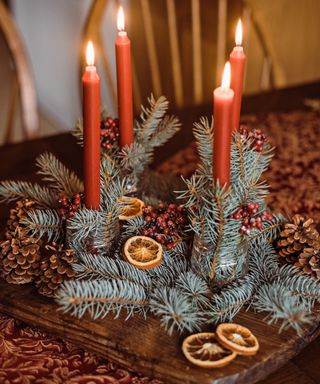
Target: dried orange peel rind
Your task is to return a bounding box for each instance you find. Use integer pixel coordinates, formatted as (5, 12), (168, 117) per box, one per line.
(123, 236), (163, 270)
(182, 332), (237, 368)
(216, 323), (259, 356)
(119, 197), (144, 221)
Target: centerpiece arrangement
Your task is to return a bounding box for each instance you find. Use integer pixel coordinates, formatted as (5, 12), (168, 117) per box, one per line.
(0, 7), (319, 371)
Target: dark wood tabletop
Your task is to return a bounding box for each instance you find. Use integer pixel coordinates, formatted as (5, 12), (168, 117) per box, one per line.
(0, 81), (319, 384)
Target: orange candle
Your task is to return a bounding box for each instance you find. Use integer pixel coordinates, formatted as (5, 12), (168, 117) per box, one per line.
(213, 62), (234, 188)
(116, 6), (134, 148)
(82, 41), (100, 209)
(230, 19), (246, 131)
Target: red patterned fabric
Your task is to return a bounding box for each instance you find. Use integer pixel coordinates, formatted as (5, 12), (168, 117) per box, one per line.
(0, 313), (161, 383)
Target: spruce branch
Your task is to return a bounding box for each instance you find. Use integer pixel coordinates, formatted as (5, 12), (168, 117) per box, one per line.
(193, 117), (213, 171)
(176, 272), (211, 307)
(253, 283), (314, 335)
(74, 252), (152, 289)
(150, 287), (206, 335)
(36, 152), (83, 197)
(136, 95), (169, 144)
(208, 276), (256, 323)
(57, 279), (148, 320)
(148, 115), (181, 148)
(0, 180), (57, 208)
(22, 209), (62, 241)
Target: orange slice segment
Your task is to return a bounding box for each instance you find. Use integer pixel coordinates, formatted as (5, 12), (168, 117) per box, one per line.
(216, 323), (259, 356)
(182, 332), (237, 368)
(119, 197), (144, 221)
(123, 236), (163, 270)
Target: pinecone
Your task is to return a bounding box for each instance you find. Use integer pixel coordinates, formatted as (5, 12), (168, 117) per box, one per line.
(35, 242), (77, 297)
(6, 199), (35, 239)
(276, 214), (320, 279)
(277, 215), (320, 260)
(295, 248), (320, 280)
(0, 229), (41, 284)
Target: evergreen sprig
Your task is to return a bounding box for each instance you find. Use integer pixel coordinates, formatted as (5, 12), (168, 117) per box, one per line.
(22, 209), (62, 241)
(57, 279), (148, 320)
(36, 152), (83, 197)
(0, 180), (57, 208)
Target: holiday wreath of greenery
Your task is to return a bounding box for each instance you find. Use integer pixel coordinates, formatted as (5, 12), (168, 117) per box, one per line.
(0, 95), (319, 338)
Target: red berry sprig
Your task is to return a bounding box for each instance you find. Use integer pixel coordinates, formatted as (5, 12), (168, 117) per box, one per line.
(58, 193), (83, 220)
(239, 124), (266, 152)
(142, 203), (188, 250)
(232, 202), (273, 235)
(100, 116), (120, 151)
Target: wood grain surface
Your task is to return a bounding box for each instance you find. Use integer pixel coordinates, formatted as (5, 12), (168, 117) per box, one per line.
(0, 280), (319, 384)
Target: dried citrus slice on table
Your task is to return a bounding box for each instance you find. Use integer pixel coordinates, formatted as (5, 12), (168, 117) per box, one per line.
(182, 332), (237, 368)
(123, 236), (163, 269)
(119, 197), (144, 220)
(216, 323), (259, 356)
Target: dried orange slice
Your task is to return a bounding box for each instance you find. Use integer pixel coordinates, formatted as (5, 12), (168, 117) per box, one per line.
(216, 323), (259, 356)
(182, 332), (237, 368)
(123, 236), (163, 270)
(119, 197), (144, 221)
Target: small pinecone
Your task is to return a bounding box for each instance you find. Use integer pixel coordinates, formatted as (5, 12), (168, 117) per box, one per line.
(35, 243), (77, 297)
(295, 248), (320, 280)
(277, 215), (320, 262)
(6, 199), (35, 239)
(0, 230), (41, 284)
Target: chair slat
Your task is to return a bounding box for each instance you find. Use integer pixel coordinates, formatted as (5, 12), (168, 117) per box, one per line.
(242, 6), (251, 89)
(0, 1), (38, 140)
(167, 0), (183, 107)
(216, 0), (227, 85)
(4, 76), (18, 143)
(140, 0), (162, 97)
(191, 0), (202, 103)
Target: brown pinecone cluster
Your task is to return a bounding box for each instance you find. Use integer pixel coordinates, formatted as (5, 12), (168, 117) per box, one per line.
(0, 200), (76, 296)
(276, 214), (320, 279)
(0, 200), (42, 284)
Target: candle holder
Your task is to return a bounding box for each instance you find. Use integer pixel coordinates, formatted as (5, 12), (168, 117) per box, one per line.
(191, 230), (249, 289)
(0, 94), (317, 341)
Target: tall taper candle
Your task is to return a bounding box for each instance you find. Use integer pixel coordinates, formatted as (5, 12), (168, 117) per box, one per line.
(213, 62), (234, 187)
(230, 19), (246, 131)
(116, 6), (134, 147)
(82, 41), (100, 209)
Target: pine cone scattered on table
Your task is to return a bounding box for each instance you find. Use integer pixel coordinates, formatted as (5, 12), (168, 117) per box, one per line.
(0, 229), (41, 284)
(6, 199), (35, 239)
(276, 214), (320, 279)
(277, 214), (320, 259)
(35, 242), (77, 297)
(295, 248), (320, 280)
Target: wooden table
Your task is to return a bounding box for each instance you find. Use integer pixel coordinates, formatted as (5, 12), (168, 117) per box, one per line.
(0, 82), (320, 383)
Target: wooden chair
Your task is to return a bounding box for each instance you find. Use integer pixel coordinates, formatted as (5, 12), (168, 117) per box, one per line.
(0, 1), (39, 143)
(82, 0), (275, 113)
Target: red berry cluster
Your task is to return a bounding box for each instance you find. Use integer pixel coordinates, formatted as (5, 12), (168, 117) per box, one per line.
(142, 203), (188, 250)
(58, 193), (83, 220)
(232, 202), (273, 235)
(238, 125), (266, 152)
(100, 116), (120, 151)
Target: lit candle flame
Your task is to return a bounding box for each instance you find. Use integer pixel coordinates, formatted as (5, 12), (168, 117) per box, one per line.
(221, 61), (231, 90)
(86, 41), (95, 66)
(235, 19), (242, 46)
(117, 6), (125, 32)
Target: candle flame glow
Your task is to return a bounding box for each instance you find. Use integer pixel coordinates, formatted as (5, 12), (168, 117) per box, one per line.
(117, 6), (125, 31)
(235, 19), (243, 46)
(86, 41), (95, 66)
(221, 61), (231, 90)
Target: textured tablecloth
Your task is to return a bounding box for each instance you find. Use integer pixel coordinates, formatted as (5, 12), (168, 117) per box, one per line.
(0, 109), (319, 383)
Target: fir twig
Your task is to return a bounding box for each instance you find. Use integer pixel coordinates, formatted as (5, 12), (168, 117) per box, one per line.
(0, 180), (57, 208)
(36, 152), (83, 197)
